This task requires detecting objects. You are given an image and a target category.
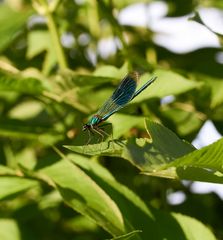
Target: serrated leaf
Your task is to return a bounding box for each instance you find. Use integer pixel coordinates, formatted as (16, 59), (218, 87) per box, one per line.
(0, 176), (39, 200)
(39, 159), (125, 236)
(165, 137), (223, 182)
(66, 121), (195, 173)
(176, 167), (223, 184)
(168, 137), (223, 170)
(68, 119), (223, 183)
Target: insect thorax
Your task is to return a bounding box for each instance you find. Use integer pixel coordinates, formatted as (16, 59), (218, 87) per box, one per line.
(89, 115), (102, 126)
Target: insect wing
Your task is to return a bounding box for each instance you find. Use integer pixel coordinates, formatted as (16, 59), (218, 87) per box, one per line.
(97, 72), (138, 120)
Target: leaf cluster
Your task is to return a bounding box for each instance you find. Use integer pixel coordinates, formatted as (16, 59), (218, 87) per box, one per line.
(0, 1), (223, 240)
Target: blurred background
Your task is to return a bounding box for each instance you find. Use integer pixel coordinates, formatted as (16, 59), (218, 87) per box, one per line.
(0, 0), (223, 239)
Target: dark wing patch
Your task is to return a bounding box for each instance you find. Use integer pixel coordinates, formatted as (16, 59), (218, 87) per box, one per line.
(111, 72), (138, 106)
(96, 72), (138, 120)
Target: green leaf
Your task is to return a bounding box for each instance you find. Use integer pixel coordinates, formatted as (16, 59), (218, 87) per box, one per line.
(38, 191), (62, 210)
(56, 62), (129, 89)
(39, 158), (125, 236)
(0, 165), (15, 175)
(109, 113), (145, 139)
(27, 30), (57, 74)
(93, 62), (129, 79)
(194, 73), (223, 109)
(0, 5), (32, 52)
(0, 118), (63, 145)
(207, 78), (223, 108)
(173, 213), (216, 240)
(166, 137), (223, 182)
(0, 219), (21, 240)
(68, 154), (216, 240)
(64, 140), (124, 157)
(0, 69), (48, 95)
(56, 69), (116, 87)
(68, 120), (223, 183)
(63, 215), (98, 233)
(9, 100), (43, 120)
(50, 64), (132, 112)
(0, 176), (39, 200)
(47, 70), (117, 113)
(66, 121), (195, 173)
(67, 154), (151, 240)
(161, 107), (204, 137)
(131, 69), (201, 104)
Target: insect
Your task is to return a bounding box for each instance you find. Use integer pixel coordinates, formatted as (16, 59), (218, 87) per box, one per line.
(83, 71), (157, 143)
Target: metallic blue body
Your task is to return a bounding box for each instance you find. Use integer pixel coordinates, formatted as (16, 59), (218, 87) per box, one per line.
(83, 72), (156, 132)
(89, 115), (101, 125)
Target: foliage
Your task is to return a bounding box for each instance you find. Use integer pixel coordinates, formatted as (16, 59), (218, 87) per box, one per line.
(0, 0), (223, 239)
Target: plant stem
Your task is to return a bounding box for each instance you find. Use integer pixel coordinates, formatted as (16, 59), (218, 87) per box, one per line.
(46, 11), (68, 69)
(37, 0), (68, 69)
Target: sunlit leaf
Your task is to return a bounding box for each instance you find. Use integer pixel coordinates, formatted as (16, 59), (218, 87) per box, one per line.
(0, 165), (15, 175)
(0, 219), (21, 240)
(93, 62), (129, 79)
(66, 120), (194, 173)
(0, 5), (32, 52)
(109, 113), (145, 138)
(0, 176), (39, 200)
(39, 158), (125, 236)
(173, 213), (216, 240)
(0, 69), (47, 95)
(166, 137), (223, 182)
(131, 69), (202, 104)
(64, 120), (223, 183)
(57, 69), (116, 87)
(207, 78), (223, 108)
(27, 30), (57, 74)
(68, 153), (216, 240)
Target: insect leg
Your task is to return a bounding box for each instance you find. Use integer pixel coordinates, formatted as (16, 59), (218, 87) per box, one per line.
(92, 126), (105, 143)
(85, 128), (93, 145)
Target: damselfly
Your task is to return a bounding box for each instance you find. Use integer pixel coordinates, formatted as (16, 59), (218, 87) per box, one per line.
(83, 72), (156, 142)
